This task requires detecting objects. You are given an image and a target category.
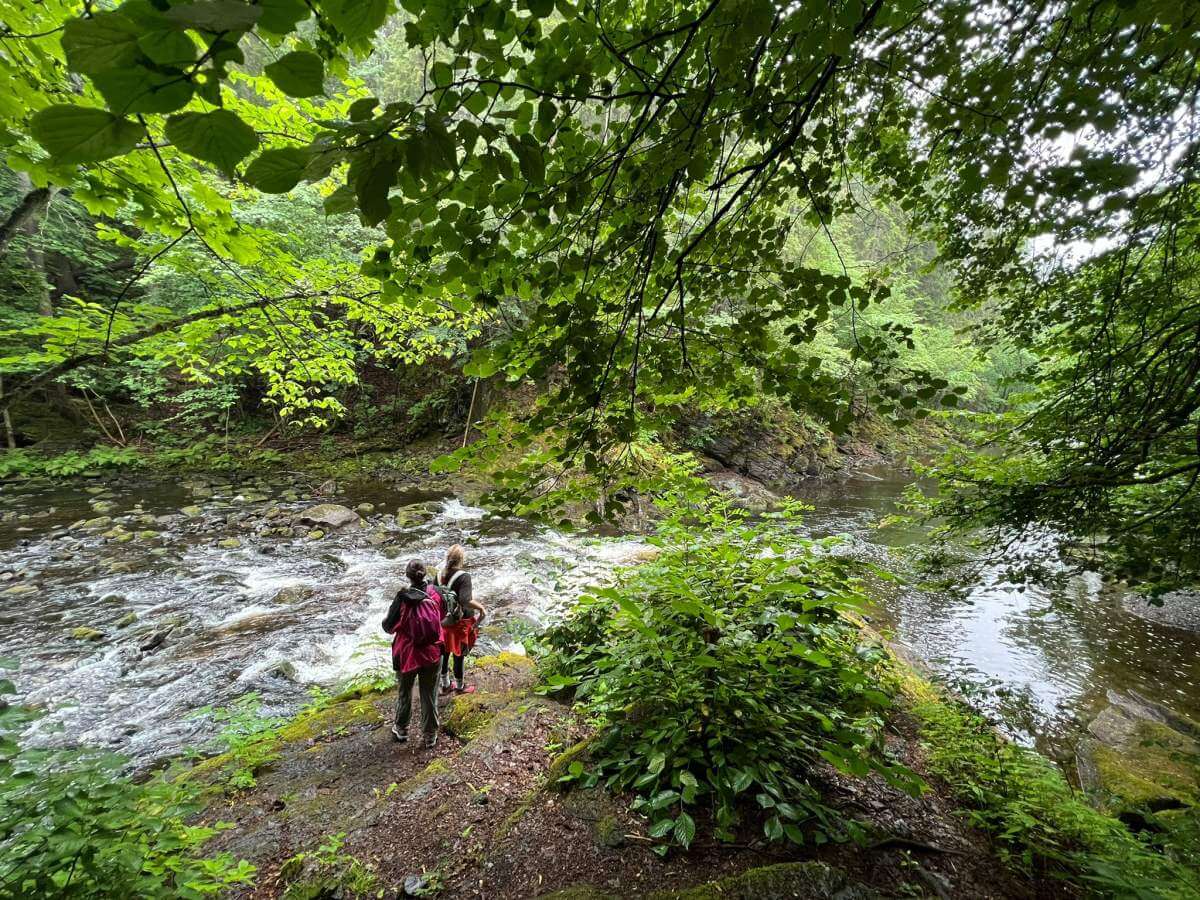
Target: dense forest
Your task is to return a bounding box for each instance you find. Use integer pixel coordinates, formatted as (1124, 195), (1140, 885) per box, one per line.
(1, 1), (1198, 898)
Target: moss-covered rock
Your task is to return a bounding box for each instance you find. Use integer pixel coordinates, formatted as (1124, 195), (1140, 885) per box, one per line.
(443, 690), (508, 739)
(546, 738), (592, 788)
(473, 650), (534, 672)
(648, 862), (875, 899)
(70, 626), (105, 641)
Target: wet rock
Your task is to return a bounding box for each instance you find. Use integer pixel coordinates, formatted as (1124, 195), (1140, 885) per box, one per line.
(403, 874), (429, 897)
(271, 586), (316, 605)
(1077, 690), (1199, 812)
(137, 530), (158, 540)
(180, 505), (203, 518)
(306, 529), (326, 540)
(116, 612), (138, 628)
(297, 503), (361, 530)
(2, 583), (37, 597)
(71, 626), (105, 641)
(266, 660), (298, 681)
(218, 537), (242, 549)
(395, 500), (441, 527)
(82, 516), (113, 530)
(90, 500), (116, 514)
(355, 502), (375, 515)
(703, 470), (779, 511)
(368, 531), (390, 546)
(139, 628), (173, 654)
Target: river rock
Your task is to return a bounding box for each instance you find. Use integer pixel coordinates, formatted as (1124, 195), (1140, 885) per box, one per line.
(218, 537), (242, 549)
(1077, 690), (1200, 813)
(139, 628), (173, 654)
(395, 500), (441, 527)
(266, 659), (298, 681)
(703, 470), (779, 511)
(355, 502), (375, 515)
(306, 529), (326, 540)
(82, 516), (113, 530)
(116, 612), (138, 628)
(271, 586), (316, 605)
(296, 503), (361, 530)
(71, 626), (105, 641)
(368, 531), (390, 546)
(180, 505), (203, 518)
(90, 500), (116, 514)
(2, 583), (37, 597)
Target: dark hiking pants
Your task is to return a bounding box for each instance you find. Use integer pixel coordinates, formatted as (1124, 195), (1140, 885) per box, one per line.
(395, 661), (440, 736)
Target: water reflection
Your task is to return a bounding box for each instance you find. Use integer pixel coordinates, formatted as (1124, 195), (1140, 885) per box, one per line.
(789, 467), (1200, 759)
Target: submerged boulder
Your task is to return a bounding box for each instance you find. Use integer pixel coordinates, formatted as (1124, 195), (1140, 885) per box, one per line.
(296, 503), (361, 530)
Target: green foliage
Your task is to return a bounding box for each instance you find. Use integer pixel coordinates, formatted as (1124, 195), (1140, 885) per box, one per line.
(0, 445), (143, 479)
(192, 693), (287, 791)
(279, 832), (379, 900)
(539, 492), (921, 849)
(904, 677), (1200, 899)
(0, 669), (255, 898)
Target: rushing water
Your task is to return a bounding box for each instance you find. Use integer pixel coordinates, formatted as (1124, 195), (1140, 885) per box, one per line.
(1, 467), (1197, 767)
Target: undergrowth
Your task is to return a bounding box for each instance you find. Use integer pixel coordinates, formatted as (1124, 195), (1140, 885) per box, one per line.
(0, 663), (255, 898)
(903, 675), (1200, 899)
(538, 492), (922, 850)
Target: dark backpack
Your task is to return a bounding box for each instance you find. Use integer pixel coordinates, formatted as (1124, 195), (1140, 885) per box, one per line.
(439, 569), (465, 628)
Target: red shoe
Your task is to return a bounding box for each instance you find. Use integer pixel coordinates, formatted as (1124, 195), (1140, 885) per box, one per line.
(455, 684), (477, 694)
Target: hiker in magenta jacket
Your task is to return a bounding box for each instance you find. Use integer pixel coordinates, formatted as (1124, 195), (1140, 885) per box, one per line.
(382, 559), (445, 748)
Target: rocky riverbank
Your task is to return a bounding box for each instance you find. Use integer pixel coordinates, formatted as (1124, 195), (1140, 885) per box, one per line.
(190, 653), (1040, 899)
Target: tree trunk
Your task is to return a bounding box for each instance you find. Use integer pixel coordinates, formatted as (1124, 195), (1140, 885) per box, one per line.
(0, 376), (15, 450)
(0, 179), (53, 255)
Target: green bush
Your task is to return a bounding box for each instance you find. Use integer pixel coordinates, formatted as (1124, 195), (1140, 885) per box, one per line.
(904, 676), (1199, 898)
(539, 497), (921, 849)
(0, 670), (255, 898)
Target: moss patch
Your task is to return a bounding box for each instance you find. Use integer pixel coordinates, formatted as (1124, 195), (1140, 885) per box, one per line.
(473, 650), (534, 671)
(443, 690), (511, 739)
(546, 738), (592, 788)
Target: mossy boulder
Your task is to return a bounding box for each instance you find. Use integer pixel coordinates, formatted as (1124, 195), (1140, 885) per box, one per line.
(71, 626), (105, 641)
(474, 650), (534, 672)
(443, 690), (510, 739)
(1078, 692), (1199, 812)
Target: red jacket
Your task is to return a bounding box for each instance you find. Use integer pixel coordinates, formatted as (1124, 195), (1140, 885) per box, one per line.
(382, 583), (444, 673)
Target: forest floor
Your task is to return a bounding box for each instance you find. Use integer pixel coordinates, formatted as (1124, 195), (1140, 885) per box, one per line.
(194, 653), (1043, 900)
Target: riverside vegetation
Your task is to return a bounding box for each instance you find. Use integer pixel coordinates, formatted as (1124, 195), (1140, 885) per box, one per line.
(2, 0), (1200, 897)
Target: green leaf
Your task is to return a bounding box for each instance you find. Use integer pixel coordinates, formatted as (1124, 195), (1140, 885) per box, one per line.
(137, 30), (198, 67)
(164, 0), (263, 31)
(264, 51), (325, 98)
(62, 12), (142, 74)
(673, 812), (696, 847)
(30, 106), (144, 165)
(165, 109), (258, 175)
(92, 68), (194, 115)
(323, 0), (390, 41)
(506, 133), (545, 185)
(243, 147), (313, 192)
(648, 818), (674, 839)
(527, 0), (554, 16)
(0, 679), (14, 695)
(258, 0), (310, 33)
(348, 97), (379, 121)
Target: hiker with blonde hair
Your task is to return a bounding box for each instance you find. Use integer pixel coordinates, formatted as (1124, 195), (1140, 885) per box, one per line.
(437, 544), (488, 694)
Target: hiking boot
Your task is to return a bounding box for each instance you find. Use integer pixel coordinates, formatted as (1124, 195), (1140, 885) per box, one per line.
(391, 725), (408, 743)
(423, 732), (438, 749)
(455, 684), (476, 695)
(440, 675), (455, 694)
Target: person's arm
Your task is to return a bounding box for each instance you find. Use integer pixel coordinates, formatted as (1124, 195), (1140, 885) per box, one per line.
(382, 590), (405, 634)
(458, 574), (486, 623)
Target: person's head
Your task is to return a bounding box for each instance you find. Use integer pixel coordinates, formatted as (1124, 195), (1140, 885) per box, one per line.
(444, 544), (466, 575)
(405, 559), (426, 586)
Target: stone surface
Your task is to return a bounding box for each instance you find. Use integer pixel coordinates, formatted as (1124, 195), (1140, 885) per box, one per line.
(296, 503), (361, 530)
(702, 470), (779, 511)
(71, 626), (105, 641)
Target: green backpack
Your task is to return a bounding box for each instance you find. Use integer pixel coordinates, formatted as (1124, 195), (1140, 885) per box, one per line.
(439, 569), (465, 627)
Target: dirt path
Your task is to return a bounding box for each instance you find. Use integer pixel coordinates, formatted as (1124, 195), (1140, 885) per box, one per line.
(196, 654), (1041, 899)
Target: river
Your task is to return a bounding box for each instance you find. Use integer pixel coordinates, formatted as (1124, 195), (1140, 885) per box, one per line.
(1, 467), (1197, 768)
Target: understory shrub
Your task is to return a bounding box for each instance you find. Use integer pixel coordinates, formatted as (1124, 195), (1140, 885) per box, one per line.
(0, 672), (254, 898)
(904, 676), (1199, 899)
(539, 496), (922, 849)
